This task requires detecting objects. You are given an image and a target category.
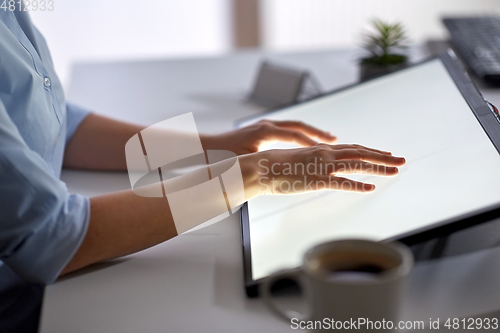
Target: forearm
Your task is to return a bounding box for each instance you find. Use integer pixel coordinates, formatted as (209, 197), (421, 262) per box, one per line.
(60, 190), (175, 275)
(64, 114), (230, 171)
(63, 114), (145, 171)
(60, 154), (260, 276)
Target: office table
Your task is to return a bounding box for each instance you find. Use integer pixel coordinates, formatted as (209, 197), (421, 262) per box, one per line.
(39, 47), (500, 332)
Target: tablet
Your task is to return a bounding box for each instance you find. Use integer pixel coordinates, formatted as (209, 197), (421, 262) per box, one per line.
(239, 51), (500, 297)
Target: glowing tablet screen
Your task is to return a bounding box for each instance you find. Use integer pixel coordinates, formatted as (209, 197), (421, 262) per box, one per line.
(240, 59), (500, 281)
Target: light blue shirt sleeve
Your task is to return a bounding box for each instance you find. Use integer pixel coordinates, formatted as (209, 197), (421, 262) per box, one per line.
(0, 99), (90, 284)
(65, 102), (91, 143)
(0, 8), (93, 331)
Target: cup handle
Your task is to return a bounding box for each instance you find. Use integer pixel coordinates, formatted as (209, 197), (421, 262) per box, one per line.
(260, 268), (311, 323)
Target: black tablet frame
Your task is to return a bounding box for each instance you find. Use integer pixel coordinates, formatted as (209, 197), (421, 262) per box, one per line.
(239, 51), (500, 297)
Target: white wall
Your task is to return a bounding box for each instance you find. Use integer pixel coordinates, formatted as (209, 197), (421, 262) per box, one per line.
(31, 0), (500, 88)
(30, 0), (232, 87)
(260, 0), (500, 50)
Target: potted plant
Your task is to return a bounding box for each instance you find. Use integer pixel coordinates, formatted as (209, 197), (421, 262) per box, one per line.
(359, 19), (409, 81)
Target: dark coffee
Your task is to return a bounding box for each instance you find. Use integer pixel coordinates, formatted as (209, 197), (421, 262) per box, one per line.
(308, 251), (400, 282)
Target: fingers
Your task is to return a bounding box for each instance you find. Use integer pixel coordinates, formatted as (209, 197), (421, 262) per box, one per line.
(333, 148), (406, 166)
(275, 174), (375, 194)
(314, 175), (376, 193)
(327, 160), (399, 176)
(270, 127), (319, 147)
(267, 120), (337, 143)
(330, 144), (392, 155)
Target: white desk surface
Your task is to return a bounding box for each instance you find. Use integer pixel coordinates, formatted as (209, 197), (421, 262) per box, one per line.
(40, 47), (500, 333)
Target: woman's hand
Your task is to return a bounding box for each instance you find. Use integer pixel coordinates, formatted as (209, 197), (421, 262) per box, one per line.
(201, 120), (337, 155)
(239, 143), (406, 200)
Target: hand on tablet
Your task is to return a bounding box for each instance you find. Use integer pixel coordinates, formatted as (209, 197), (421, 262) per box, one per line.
(201, 120), (337, 155)
(239, 143), (406, 199)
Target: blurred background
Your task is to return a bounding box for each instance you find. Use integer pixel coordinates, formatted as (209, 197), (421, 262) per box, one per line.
(31, 0), (500, 88)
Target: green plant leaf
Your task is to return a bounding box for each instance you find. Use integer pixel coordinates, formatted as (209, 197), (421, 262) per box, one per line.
(360, 18), (409, 62)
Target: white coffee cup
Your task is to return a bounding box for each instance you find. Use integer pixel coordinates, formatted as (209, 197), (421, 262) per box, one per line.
(261, 239), (414, 333)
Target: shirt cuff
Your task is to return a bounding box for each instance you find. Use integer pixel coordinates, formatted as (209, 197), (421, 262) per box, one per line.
(65, 102), (91, 143)
(2, 192), (90, 284)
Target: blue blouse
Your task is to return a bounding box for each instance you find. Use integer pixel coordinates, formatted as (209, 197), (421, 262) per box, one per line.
(0, 9), (90, 331)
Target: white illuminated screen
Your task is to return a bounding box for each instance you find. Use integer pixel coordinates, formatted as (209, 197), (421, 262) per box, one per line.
(241, 59), (500, 281)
